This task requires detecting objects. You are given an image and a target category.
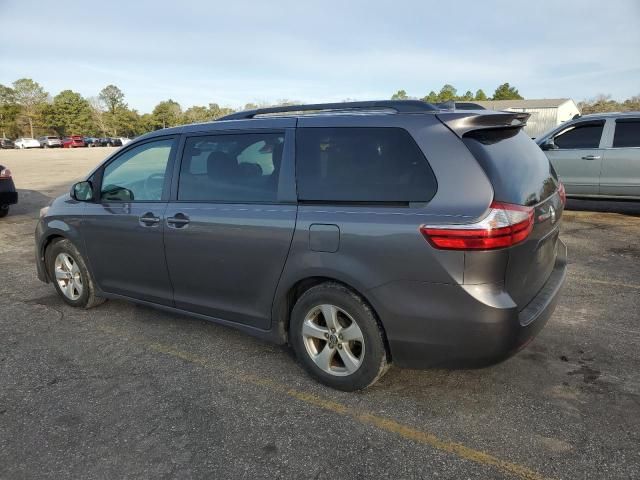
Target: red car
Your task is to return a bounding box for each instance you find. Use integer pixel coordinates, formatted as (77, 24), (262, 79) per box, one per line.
(62, 135), (86, 148)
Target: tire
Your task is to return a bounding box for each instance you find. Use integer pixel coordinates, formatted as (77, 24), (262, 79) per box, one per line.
(0, 206), (8, 218)
(290, 282), (389, 391)
(46, 239), (106, 309)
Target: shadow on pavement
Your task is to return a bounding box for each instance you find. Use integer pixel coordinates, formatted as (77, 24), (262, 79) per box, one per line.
(566, 198), (640, 217)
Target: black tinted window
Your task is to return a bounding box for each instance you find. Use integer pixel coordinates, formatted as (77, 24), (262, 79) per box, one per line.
(553, 122), (604, 149)
(464, 129), (558, 206)
(613, 119), (640, 148)
(178, 133), (284, 202)
(296, 127), (436, 203)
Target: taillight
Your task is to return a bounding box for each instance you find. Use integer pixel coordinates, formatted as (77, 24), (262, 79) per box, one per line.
(420, 201), (534, 250)
(0, 168), (11, 179)
(558, 182), (566, 206)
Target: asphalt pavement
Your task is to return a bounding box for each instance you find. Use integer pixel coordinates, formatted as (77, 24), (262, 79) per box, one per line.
(1, 148), (639, 479)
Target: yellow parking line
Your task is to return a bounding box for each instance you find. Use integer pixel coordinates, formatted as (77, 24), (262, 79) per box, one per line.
(570, 276), (640, 290)
(98, 325), (552, 480)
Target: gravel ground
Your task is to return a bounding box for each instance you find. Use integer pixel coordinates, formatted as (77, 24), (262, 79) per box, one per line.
(1, 148), (639, 480)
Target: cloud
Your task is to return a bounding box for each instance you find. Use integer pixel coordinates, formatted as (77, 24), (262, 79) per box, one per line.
(1, 0), (638, 111)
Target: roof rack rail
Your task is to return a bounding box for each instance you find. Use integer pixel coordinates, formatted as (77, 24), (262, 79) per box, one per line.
(218, 100), (438, 121)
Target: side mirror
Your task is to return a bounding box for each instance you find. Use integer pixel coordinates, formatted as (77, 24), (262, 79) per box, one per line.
(101, 185), (134, 202)
(540, 138), (557, 151)
(71, 181), (94, 201)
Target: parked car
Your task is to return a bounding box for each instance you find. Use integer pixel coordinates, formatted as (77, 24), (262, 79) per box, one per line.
(38, 136), (62, 148)
(62, 135), (86, 148)
(0, 165), (18, 218)
(14, 137), (41, 149)
(107, 137), (123, 147)
(84, 137), (96, 147)
(35, 100), (567, 391)
(1, 138), (14, 149)
(536, 112), (640, 199)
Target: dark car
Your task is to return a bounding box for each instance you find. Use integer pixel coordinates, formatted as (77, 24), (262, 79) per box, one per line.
(34, 100), (567, 391)
(0, 165), (18, 217)
(62, 135), (86, 148)
(1, 138), (15, 149)
(106, 137), (123, 147)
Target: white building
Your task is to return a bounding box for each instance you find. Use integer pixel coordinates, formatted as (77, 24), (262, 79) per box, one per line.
(474, 98), (580, 138)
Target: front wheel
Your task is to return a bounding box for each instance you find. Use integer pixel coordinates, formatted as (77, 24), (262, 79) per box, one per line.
(290, 283), (389, 391)
(46, 239), (105, 309)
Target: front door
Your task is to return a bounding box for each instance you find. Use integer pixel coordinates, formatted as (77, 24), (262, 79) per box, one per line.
(163, 130), (297, 329)
(81, 137), (177, 305)
(545, 120), (605, 195)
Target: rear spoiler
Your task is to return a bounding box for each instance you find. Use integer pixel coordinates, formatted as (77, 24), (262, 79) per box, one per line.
(436, 111), (530, 138)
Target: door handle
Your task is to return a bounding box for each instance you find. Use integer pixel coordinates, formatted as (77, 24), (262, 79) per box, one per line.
(581, 155), (601, 160)
(139, 212), (160, 226)
(167, 213), (190, 228)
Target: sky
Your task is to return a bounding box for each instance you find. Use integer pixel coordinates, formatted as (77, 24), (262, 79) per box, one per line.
(1, 0), (639, 113)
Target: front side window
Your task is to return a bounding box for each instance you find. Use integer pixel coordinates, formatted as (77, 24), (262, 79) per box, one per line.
(101, 138), (174, 202)
(178, 133), (284, 202)
(613, 119), (640, 148)
(553, 121), (604, 149)
(296, 127), (437, 203)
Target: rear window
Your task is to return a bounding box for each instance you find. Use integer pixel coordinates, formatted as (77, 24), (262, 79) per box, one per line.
(463, 128), (558, 206)
(296, 127), (437, 203)
(613, 119), (640, 148)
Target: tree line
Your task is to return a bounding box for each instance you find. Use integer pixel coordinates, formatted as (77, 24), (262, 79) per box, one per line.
(1, 78), (638, 139)
(0, 79), (243, 139)
(391, 82), (524, 102)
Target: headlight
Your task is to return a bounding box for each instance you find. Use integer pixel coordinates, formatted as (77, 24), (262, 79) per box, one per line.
(39, 206), (49, 218)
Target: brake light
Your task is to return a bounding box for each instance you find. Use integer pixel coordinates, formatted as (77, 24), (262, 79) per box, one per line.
(558, 182), (566, 206)
(420, 201), (534, 250)
(0, 168), (11, 179)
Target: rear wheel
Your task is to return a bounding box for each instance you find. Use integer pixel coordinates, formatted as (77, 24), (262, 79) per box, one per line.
(290, 283), (389, 391)
(46, 239), (105, 309)
(0, 206), (8, 218)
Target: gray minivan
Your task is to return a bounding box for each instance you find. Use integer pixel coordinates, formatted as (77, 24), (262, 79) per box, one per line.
(537, 112), (640, 199)
(35, 101), (567, 390)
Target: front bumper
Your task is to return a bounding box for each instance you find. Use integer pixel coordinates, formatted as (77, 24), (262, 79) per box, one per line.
(368, 240), (567, 369)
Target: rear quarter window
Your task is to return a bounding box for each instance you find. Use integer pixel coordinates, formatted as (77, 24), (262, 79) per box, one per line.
(296, 127), (437, 203)
(463, 128), (558, 206)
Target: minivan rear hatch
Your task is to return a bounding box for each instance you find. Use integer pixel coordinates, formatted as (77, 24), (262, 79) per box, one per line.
(439, 111), (563, 309)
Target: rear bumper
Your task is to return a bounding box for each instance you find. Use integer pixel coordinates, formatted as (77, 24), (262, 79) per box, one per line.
(0, 183), (18, 206)
(368, 240), (567, 369)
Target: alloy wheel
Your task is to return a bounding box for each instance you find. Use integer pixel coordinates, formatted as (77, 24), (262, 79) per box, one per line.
(301, 304), (365, 376)
(54, 253), (83, 300)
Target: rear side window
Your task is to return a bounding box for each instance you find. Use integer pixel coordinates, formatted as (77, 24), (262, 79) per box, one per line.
(178, 133), (284, 203)
(463, 128), (558, 206)
(553, 121), (604, 149)
(296, 127), (437, 203)
(613, 119), (640, 148)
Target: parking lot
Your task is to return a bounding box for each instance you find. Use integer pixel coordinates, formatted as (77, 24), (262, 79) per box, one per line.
(0, 148), (639, 479)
